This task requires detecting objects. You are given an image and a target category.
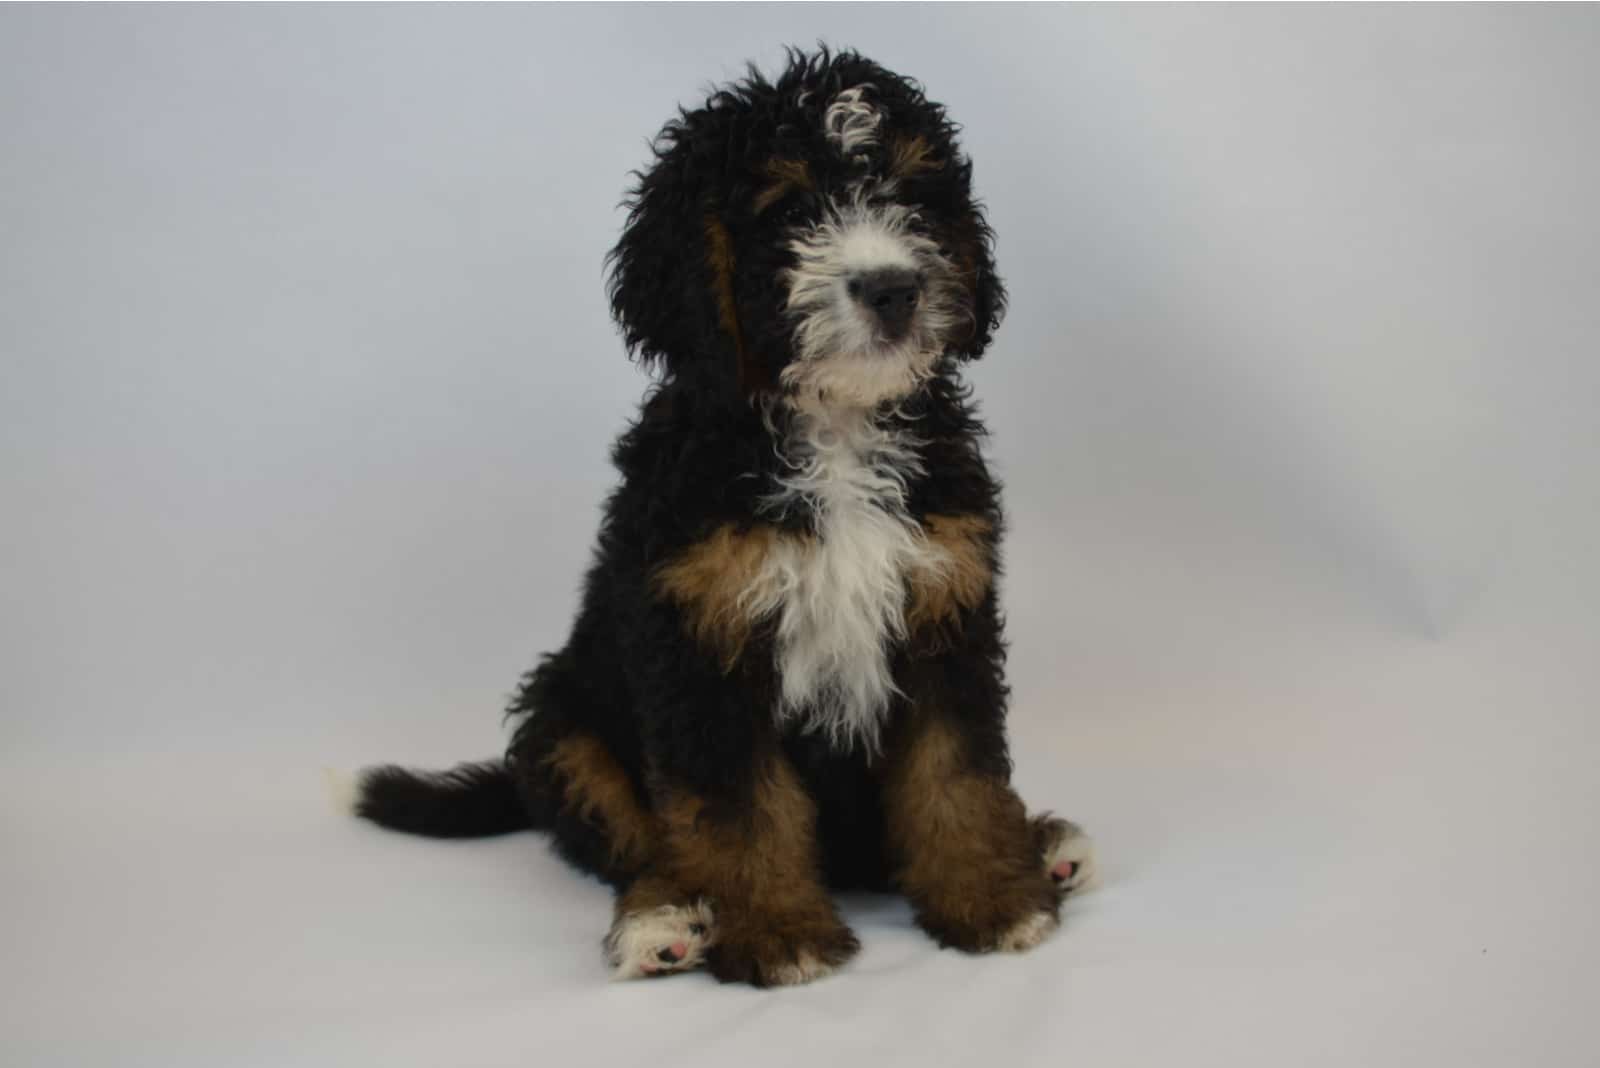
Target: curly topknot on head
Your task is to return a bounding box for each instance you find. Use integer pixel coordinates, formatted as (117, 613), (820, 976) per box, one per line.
(823, 84), (883, 164)
(605, 48), (1005, 407)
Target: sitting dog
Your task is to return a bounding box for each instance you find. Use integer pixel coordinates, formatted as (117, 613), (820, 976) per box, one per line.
(355, 48), (1095, 987)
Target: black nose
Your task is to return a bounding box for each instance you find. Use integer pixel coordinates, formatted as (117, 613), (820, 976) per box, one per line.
(849, 268), (922, 340)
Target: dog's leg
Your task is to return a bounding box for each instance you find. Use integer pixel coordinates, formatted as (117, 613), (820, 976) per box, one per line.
(632, 549), (861, 988)
(882, 680), (1073, 953)
(510, 726), (661, 885)
(652, 747), (859, 987)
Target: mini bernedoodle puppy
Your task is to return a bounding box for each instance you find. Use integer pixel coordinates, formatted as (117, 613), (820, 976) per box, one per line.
(355, 48), (1096, 987)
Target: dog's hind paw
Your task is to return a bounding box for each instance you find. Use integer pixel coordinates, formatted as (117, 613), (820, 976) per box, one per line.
(605, 901), (715, 980)
(1034, 815), (1098, 897)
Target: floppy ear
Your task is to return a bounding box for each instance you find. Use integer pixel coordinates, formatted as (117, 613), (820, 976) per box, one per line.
(606, 115), (762, 395)
(951, 188), (1007, 360)
(606, 139), (715, 376)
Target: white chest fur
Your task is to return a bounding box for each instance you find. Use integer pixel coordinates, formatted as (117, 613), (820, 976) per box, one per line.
(749, 410), (946, 752)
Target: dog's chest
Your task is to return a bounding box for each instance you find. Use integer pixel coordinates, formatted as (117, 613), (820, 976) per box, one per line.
(752, 416), (942, 751)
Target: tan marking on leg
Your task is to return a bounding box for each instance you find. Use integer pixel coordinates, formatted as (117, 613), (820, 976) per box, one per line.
(884, 715), (1059, 952)
(657, 752), (857, 986)
(543, 733), (657, 873)
(657, 757), (823, 915)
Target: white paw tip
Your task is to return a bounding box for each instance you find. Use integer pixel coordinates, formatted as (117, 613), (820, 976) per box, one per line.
(323, 767), (359, 815)
(606, 901), (715, 981)
(996, 910), (1059, 953)
(769, 951), (838, 986)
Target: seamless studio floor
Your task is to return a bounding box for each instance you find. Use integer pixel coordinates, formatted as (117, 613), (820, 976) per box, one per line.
(4, 6), (1597, 1067)
(7, 514), (1596, 1066)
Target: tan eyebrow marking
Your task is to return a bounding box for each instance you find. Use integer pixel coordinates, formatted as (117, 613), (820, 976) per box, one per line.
(753, 158), (814, 215)
(888, 135), (942, 180)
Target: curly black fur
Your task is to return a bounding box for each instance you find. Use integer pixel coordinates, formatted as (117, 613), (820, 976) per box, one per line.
(356, 49), (1072, 985)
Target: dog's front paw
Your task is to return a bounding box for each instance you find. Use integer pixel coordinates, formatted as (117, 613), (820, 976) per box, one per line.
(1033, 814), (1098, 898)
(914, 869), (1062, 955)
(605, 900), (716, 980)
(706, 907), (859, 987)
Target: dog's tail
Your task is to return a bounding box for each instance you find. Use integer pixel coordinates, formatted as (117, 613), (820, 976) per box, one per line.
(352, 759), (539, 838)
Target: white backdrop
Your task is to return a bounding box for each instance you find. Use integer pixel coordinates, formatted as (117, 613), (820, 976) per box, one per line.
(4, 6), (1597, 1066)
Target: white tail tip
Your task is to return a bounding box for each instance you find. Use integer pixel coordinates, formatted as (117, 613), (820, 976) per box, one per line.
(323, 767), (360, 816)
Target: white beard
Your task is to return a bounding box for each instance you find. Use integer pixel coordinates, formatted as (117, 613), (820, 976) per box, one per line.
(781, 194), (959, 410)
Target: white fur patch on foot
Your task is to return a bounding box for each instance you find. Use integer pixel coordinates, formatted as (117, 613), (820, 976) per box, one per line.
(767, 951), (839, 987)
(605, 901), (715, 981)
(995, 910), (1059, 953)
(1041, 819), (1098, 896)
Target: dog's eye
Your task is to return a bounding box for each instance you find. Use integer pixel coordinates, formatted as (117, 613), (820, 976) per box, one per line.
(780, 202), (810, 226)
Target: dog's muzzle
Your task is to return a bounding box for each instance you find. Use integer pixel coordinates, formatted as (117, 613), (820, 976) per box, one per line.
(848, 268), (923, 342)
